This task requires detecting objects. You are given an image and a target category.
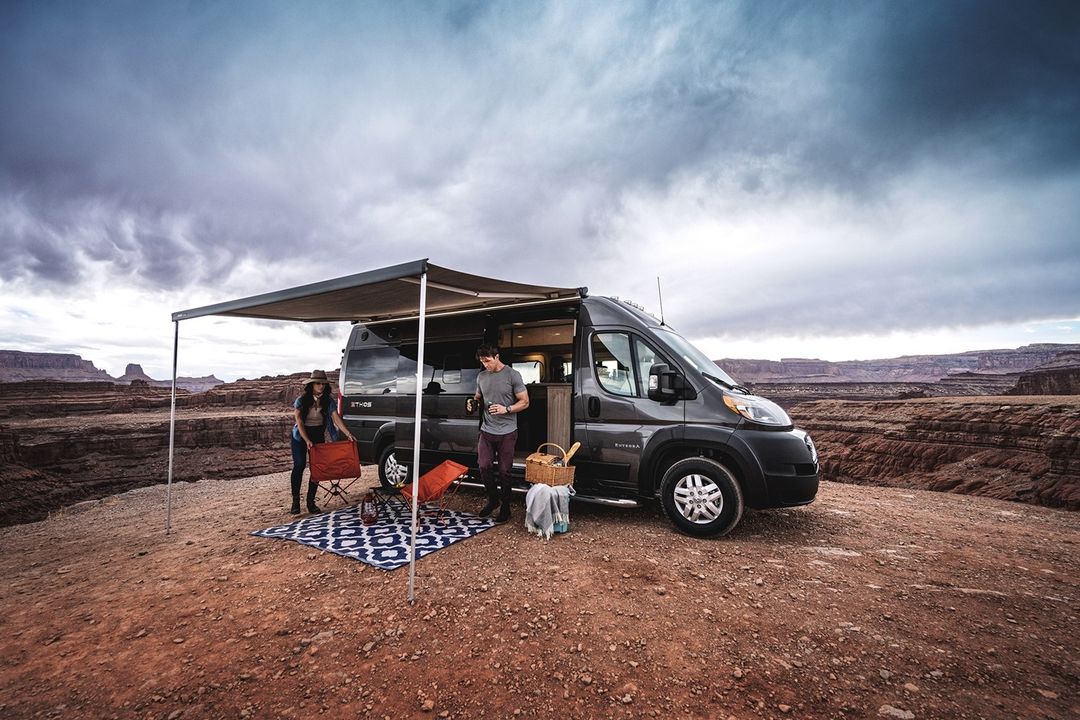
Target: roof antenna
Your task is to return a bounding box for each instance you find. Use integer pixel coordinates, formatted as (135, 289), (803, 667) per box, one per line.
(656, 276), (666, 326)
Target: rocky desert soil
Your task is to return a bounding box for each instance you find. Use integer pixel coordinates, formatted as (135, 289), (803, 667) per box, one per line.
(1, 473), (1076, 720)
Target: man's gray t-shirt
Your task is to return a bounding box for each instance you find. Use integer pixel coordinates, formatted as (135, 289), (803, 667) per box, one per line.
(477, 366), (526, 435)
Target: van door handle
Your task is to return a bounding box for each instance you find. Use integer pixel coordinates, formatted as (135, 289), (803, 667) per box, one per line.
(587, 396), (600, 417)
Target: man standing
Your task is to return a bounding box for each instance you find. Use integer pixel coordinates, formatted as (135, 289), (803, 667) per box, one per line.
(467, 344), (530, 524)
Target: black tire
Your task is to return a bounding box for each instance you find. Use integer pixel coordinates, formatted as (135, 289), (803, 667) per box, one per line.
(660, 457), (744, 537)
(377, 444), (408, 490)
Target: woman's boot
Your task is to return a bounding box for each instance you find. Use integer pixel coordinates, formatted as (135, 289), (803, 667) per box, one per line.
(290, 473), (302, 514)
(306, 482), (321, 514)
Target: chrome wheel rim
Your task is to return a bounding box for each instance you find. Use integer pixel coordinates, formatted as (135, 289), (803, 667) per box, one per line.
(384, 453), (408, 487)
(673, 473), (725, 524)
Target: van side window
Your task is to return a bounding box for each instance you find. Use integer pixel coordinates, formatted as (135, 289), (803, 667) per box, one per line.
(634, 337), (664, 393)
(398, 340), (481, 395)
(438, 345), (480, 394)
(592, 333), (635, 397)
(510, 360), (542, 384)
(343, 347), (399, 396)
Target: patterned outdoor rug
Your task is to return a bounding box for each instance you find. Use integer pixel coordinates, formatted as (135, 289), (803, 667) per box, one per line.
(251, 502), (496, 570)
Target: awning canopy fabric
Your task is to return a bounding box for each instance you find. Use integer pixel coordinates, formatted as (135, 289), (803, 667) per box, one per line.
(172, 259), (583, 323)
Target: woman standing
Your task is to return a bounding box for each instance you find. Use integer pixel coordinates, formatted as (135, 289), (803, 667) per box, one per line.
(290, 369), (354, 514)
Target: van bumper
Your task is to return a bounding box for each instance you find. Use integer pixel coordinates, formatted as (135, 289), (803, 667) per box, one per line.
(734, 427), (820, 508)
(761, 471), (819, 506)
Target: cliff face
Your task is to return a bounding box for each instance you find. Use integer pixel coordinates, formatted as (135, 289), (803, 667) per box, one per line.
(114, 363), (223, 392)
(1007, 354), (1080, 396)
(0, 350), (113, 382)
(795, 397), (1080, 509)
(0, 412), (295, 527)
(753, 375), (1018, 411)
(0, 351), (223, 393)
(0, 370), (331, 419)
(0, 372), (337, 526)
(185, 371), (335, 409)
(1009, 368), (1080, 395)
(721, 343), (1080, 384)
(113, 363), (173, 387)
(0, 380), (182, 418)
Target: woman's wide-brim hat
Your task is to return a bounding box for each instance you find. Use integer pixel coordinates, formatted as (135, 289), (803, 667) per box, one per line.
(303, 369), (332, 386)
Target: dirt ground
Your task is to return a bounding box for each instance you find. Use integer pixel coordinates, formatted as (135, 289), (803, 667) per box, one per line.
(0, 472), (1076, 720)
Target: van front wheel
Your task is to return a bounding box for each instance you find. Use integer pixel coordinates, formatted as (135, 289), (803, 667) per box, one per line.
(377, 445), (409, 490)
(660, 457), (744, 537)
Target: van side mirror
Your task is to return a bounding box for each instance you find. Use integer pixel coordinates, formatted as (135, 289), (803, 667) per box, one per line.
(648, 363), (695, 402)
(648, 363), (678, 402)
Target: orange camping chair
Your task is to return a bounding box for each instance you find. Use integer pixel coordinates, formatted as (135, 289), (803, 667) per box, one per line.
(398, 460), (469, 526)
(308, 440), (363, 509)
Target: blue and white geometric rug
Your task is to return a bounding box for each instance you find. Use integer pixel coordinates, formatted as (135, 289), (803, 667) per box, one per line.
(252, 501), (496, 571)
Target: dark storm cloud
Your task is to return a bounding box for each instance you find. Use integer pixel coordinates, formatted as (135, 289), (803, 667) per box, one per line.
(827, 1), (1080, 183)
(2, 0), (1078, 339)
(665, 0), (1080, 194)
(22, 235), (81, 284)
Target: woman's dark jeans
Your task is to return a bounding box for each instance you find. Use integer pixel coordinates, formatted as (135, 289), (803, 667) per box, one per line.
(290, 425), (325, 497)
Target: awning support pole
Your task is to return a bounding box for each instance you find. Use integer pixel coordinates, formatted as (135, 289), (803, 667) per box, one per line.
(407, 271), (428, 603)
(166, 320), (179, 535)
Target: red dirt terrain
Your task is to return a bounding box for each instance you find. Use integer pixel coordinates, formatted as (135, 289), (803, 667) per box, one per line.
(1, 472), (1076, 720)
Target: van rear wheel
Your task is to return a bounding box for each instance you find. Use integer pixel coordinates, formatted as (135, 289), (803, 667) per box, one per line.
(660, 457), (743, 537)
(377, 445), (408, 490)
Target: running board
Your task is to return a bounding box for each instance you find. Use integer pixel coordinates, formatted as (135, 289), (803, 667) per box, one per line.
(456, 479), (642, 509)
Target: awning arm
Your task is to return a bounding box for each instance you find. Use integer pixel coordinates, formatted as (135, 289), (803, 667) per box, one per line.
(407, 271), (428, 604)
(166, 320), (179, 535)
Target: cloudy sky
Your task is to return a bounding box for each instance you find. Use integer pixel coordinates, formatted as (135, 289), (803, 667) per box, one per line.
(2, 1), (1078, 381)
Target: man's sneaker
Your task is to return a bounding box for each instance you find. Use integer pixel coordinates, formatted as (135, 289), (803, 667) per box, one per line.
(290, 500), (301, 515)
(494, 504), (511, 524)
(479, 499), (499, 518)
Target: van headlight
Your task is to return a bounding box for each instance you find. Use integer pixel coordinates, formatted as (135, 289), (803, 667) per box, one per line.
(723, 393), (792, 426)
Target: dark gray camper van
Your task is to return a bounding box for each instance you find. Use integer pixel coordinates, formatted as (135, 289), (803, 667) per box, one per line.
(340, 293), (818, 536)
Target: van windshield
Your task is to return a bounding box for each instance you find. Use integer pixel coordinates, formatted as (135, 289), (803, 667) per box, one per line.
(654, 328), (739, 388)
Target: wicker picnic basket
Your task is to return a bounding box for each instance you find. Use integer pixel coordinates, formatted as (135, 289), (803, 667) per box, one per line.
(525, 442), (577, 486)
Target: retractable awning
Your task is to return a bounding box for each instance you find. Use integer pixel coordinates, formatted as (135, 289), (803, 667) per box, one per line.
(166, 258), (582, 602)
(172, 259), (583, 323)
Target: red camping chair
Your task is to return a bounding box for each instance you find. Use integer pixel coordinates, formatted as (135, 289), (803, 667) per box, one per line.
(309, 440), (363, 508)
(399, 460), (469, 526)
